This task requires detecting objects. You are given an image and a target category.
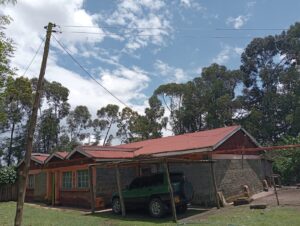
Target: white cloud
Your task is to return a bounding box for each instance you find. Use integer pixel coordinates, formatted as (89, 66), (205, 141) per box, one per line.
(154, 60), (189, 83)
(180, 0), (205, 11)
(212, 45), (244, 65)
(2, 0), (151, 117)
(105, 0), (172, 53)
(246, 1), (256, 8)
(226, 15), (250, 29)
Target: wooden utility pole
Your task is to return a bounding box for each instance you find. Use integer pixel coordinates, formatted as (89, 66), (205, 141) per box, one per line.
(14, 22), (55, 226)
(210, 161), (220, 209)
(163, 160), (177, 223)
(115, 164), (126, 216)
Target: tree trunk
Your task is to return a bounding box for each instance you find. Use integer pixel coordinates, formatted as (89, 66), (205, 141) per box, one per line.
(103, 120), (112, 145)
(7, 122), (15, 166)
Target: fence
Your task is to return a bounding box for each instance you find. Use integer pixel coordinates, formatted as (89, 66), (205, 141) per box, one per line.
(0, 184), (17, 201)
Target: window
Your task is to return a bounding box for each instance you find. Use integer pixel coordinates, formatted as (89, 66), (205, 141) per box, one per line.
(62, 171), (72, 189)
(28, 174), (34, 189)
(77, 170), (89, 189)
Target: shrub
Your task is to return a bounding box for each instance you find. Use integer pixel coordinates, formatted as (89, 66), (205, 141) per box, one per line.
(0, 166), (17, 185)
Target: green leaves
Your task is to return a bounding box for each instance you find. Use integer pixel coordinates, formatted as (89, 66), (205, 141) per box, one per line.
(0, 166), (16, 185)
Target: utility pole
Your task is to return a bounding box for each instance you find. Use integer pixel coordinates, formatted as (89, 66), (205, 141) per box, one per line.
(14, 22), (55, 226)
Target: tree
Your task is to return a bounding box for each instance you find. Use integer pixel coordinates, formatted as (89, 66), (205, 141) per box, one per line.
(272, 135), (300, 184)
(96, 104), (119, 145)
(200, 64), (241, 129)
(91, 118), (107, 145)
(1, 76), (32, 165)
(0, 15), (14, 126)
(154, 83), (185, 134)
(131, 96), (167, 141)
(116, 107), (139, 143)
(36, 109), (59, 153)
(152, 64), (241, 134)
(67, 105), (91, 142)
(34, 80), (70, 152)
(239, 23), (300, 144)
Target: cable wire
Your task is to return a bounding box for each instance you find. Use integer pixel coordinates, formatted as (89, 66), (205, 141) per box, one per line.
(52, 35), (130, 108)
(22, 37), (45, 76)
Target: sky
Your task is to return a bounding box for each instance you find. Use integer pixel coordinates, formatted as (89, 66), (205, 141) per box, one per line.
(2, 0), (300, 118)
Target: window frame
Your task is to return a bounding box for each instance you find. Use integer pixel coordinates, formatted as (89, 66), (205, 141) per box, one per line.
(62, 171), (73, 190)
(28, 174), (34, 189)
(76, 169), (89, 189)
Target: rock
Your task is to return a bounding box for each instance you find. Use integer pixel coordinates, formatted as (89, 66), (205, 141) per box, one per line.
(233, 197), (253, 206)
(250, 204), (267, 209)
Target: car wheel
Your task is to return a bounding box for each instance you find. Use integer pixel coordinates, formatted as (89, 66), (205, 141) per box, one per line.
(149, 198), (165, 218)
(112, 197), (121, 214)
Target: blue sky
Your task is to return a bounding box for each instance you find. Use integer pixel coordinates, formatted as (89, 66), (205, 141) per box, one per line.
(2, 0), (300, 115)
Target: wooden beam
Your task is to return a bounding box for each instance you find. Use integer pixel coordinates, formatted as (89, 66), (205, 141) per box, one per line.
(115, 164), (126, 216)
(215, 143), (300, 154)
(89, 165), (96, 213)
(210, 161), (220, 209)
(163, 160), (177, 223)
(88, 157), (214, 169)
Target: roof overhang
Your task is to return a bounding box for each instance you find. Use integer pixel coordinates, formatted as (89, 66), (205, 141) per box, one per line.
(45, 152), (66, 164)
(152, 147), (213, 157)
(66, 147), (92, 159)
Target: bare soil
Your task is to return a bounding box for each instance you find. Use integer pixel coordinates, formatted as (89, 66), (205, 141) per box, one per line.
(252, 187), (300, 208)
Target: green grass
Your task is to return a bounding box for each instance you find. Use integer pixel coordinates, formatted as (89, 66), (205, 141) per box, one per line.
(0, 202), (300, 226)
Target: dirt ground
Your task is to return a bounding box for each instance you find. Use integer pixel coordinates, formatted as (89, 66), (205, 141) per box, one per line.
(180, 187), (300, 224)
(252, 187), (300, 208)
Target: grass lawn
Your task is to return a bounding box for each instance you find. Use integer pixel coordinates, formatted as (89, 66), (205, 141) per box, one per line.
(1, 202), (300, 226)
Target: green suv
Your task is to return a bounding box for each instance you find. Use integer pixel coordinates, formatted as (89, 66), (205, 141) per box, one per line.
(111, 172), (193, 217)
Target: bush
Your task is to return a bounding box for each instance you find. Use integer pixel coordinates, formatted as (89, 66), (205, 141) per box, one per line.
(0, 166), (17, 185)
(272, 136), (300, 184)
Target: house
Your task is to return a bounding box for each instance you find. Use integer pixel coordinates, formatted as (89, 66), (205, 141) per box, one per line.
(21, 125), (273, 208)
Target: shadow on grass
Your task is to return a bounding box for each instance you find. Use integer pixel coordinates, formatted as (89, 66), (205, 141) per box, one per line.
(85, 207), (209, 224)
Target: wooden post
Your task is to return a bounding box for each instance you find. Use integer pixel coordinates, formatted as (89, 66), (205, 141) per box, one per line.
(14, 22), (55, 226)
(52, 173), (55, 206)
(272, 174), (280, 206)
(163, 160), (177, 223)
(89, 165), (96, 213)
(210, 161), (220, 209)
(115, 164), (126, 216)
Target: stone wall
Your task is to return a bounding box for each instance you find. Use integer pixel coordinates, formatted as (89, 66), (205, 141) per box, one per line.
(214, 159), (263, 200)
(94, 159), (272, 207)
(169, 159), (269, 206)
(95, 166), (137, 205)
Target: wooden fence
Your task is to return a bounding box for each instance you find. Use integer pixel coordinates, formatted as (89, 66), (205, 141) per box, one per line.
(0, 184), (17, 202)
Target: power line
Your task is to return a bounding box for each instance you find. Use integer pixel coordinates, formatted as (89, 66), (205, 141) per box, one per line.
(216, 28), (288, 31)
(62, 30), (257, 39)
(62, 24), (288, 31)
(22, 37), (45, 76)
(52, 35), (130, 108)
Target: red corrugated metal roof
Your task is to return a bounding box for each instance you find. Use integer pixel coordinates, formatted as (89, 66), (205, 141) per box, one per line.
(32, 153), (50, 163)
(56, 151), (69, 158)
(33, 126), (242, 164)
(84, 150), (134, 159)
(116, 125), (240, 156)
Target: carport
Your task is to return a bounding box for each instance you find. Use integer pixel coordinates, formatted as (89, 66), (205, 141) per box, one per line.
(88, 157), (218, 223)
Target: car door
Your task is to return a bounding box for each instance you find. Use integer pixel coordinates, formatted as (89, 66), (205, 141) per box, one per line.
(123, 177), (149, 207)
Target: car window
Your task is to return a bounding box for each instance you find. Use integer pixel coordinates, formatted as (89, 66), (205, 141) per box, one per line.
(129, 178), (141, 189)
(151, 174), (164, 186)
